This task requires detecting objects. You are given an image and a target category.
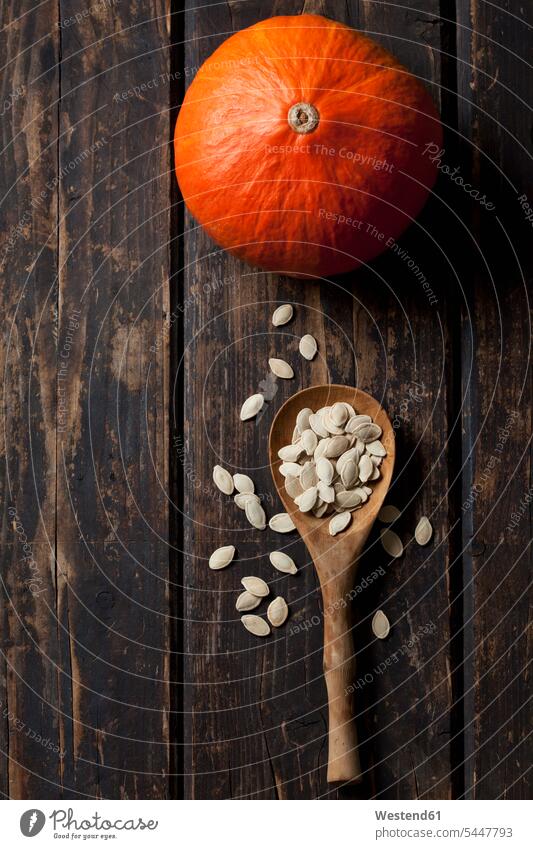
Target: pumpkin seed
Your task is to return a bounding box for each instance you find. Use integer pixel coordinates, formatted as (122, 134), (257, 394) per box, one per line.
(309, 413), (328, 438)
(329, 511), (352, 536)
(358, 454), (373, 483)
(272, 303), (293, 326)
(369, 464), (381, 481)
(241, 576), (269, 597)
(240, 393), (264, 421)
(330, 402), (348, 427)
(279, 461), (302, 478)
(241, 615), (270, 637)
(336, 446), (361, 474)
(299, 486), (318, 512)
(267, 596), (289, 627)
(325, 435), (350, 458)
(300, 461), (318, 489)
(322, 411), (345, 435)
(316, 457), (334, 485)
(233, 473), (254, 494)
(313, 500), (329, 517)
(335, 490), (362, 510)
(353, 422), (382, 442)
(296, 407), (312, 432)
(341, 458), (358, 488)
(269, 551), (297, 575)
(245, 499), (266, 530)
(380, 528), (403, 558)
(269, 357), (294, 379)
(278, 442), (305, 462)
(378, 504), (401, 523)
(208, 545), (235, 570)
(213, 465), (234, 495)
(366, 440), (386, 457)
(345, 414), (372, 433)
(236, 591), (261, 611)
(234, 492), (260, 509)
(299, 333), (317, 360)
(301, 428), (318, 455)
(372, 610), (390, 639)
(318, 482), (335, 503)
(284, 474), (303, 500)
(415, 516), (433, 545)
(269, 513), (296, 533)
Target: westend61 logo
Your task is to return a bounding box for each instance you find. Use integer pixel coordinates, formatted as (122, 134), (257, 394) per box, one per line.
(19, 807), (159, 838)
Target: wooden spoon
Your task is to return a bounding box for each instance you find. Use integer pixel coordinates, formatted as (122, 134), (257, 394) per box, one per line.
(269, 384), (395, 783)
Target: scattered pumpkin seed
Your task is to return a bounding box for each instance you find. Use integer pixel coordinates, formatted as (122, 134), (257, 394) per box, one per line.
(329, 511), (352, 536)
(236, 591), (261, 611)
(378, 504), (401, 523)
(272, 304), (293, 326)
(269, 357), (294, 379)
(245, 499), (267, 530)
(234, 492), (260, 510)
(299, 334), (317, 360)
(269, 551), (297, 575)
(233, 473), (254, 493)
(278, 443), (305, 462)
(415, 516), (433, 545)
(299, 486), (318, 513)
(380, 528), (403, 558)
(241, 576), (269, 597)
(240, 393), (264, 421)
(267, 596), (289, 627)
(372, 610), (390, 639)
(213, 465), (234, 495)
(269, 513), (296, 533)
(241, 615), (270, 637)
(208, 545), (235, 570)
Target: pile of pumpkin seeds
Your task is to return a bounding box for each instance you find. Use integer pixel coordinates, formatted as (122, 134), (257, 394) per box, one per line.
(278, 401), (386, 536)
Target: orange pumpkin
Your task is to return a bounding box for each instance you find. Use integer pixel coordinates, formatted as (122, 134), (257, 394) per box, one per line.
(174, 14), (442, 279)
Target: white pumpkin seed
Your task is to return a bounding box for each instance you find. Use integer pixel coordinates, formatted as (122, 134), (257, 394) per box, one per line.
(284, 474), (303, 500)
(345, 414), (372, 433)
(314, 438), (330, 461)
(358, 454), (374, 483)
(208, 545), (235, 570)
(309, 413), (328, 438)
(325, 435), (350, 458)
(378, 504), (401, 523)
(241, 576), (269, 597)
(322, 411), (346, 435)
(317, 482), (335, 503)
(291, 425), (301, 443)
(296, 407), (312, 432)
(269, 357), (294, 379)
(316, 457), (335, 485)
(335, 490), (363, 510)
(313, 500), (329, 517)
(233, 473), (254, 494)
(380, 528), (403, 558)
(269, 513), (296, 533)
(234, 492), (260, 509)
(299, 486), (318, 513)
(272, 303), (293, 326)
(330, 402), (349, 427)
(301, 428), (318, 455)
(329, 511), (352, 536)
(245, 499), (267, 530)
(299, 333), (317, 360)
(267, 596), (289, 627)
(236, 591), (261, 611)
(372, 610), (390, 639)
(366, 440), (386, 457)
(240, 393), (264, 421)
(300, 461), (318, 489)
(269, 551), (297, 575)
(341, 458), (358, 488)
(336, 446), (361, 474)
(280, 461), (302, 478)
(213, 465), (234, 495)
(369, 464), (381, 481)
(241, 615), (270, 637)
(353, 422), (382, 442)
(278, 442), (305, 462)
(415, 516), (433, 546)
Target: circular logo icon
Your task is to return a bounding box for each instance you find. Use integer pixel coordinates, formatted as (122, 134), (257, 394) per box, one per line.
(20, 809), (46, 837)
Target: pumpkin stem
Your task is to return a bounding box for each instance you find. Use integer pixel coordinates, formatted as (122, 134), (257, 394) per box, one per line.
(288, 102), (319, 134)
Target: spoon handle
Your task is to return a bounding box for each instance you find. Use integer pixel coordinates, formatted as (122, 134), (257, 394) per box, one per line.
(321, 568), (362, 783)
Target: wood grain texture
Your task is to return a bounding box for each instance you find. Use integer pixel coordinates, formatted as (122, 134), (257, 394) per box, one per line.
(456, 0), (532, 799)
(0, 1), (62, 798)
(181, 0), (454, 799)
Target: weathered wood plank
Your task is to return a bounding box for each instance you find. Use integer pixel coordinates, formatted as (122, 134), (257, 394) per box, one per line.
(54, 0), (171, 797)
(456, 0), (532, 799)
(0, 1), (62, 798)
(181, 0), (453, 798)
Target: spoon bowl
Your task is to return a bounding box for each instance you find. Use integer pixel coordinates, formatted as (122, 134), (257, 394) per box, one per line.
(269, 384), (395, 783)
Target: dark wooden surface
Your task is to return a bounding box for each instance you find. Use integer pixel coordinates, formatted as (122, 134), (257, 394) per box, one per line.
(0, 0), (530, 799)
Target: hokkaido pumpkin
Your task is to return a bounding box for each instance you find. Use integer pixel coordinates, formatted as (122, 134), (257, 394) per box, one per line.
(174, 14), (442, 279)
